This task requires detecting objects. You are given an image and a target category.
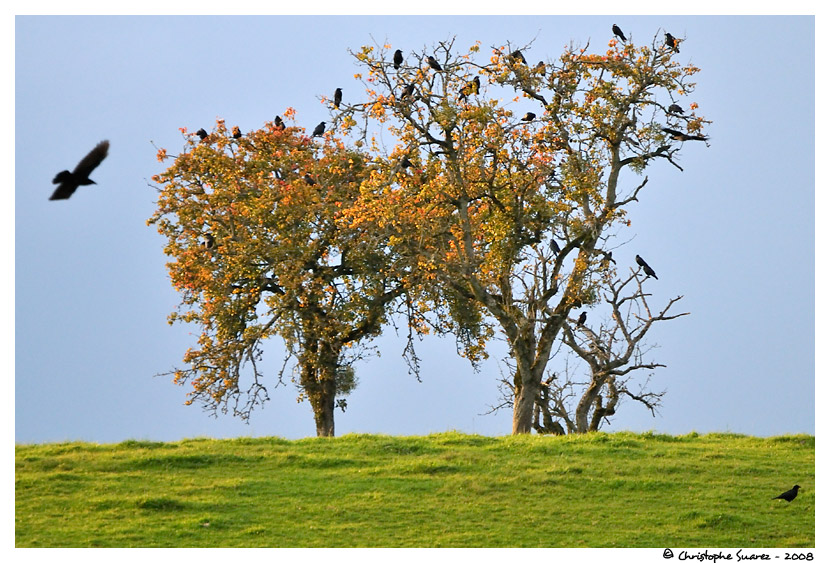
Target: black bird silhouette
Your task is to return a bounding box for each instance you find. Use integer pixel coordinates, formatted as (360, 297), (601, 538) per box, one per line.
(772, 485), (800, 502)
(312, 121), (326, 137)
(232, 126), (242, 139)
(459, 76), (481, 100)
(393, 49), (403, 69)
(668, 103), (684, 115)
(577, 311), (587, 326)
(201, 232), (215, 250)
(521, 112), (536, 122)
(400, 156), (414, 169)
(303, 173), (316, 186)
(665, 32), (679, 53)
(400, 83), (416, 100)
(550, 239), (561, 255)
(636, 255), (658, 279)
(612, 24), (627, 42)
(509, 49), (527, 64)
(334, 88), (342, 109)
(426, 56), (443, 71)
(196, 128), (208, 141)
(662, 127), (708, 142)
(601, 250), (616, 265)
(49, 140), (110, 201)
(274, 115), (285, 130)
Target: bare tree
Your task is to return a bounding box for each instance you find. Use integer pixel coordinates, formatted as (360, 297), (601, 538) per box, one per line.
(493, 267), (688, 434)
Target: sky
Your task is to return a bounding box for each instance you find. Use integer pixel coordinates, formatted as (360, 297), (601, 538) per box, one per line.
(13, 13), (817, 445)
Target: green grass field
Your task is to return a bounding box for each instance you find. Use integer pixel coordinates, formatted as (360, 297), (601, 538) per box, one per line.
(15, 431), (814, 547)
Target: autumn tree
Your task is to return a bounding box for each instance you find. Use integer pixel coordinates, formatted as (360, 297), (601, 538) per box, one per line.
(343, 33), (709, 434)
(149, 117), (406, 437)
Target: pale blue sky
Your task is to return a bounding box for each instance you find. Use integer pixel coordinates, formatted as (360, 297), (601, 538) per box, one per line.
(14, 15), (816, 444)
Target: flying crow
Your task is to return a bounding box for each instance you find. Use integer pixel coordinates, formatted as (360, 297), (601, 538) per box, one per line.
(636, 255), (658, 279)
(49, 140), (110, 201)
(772, 485), (800, 502)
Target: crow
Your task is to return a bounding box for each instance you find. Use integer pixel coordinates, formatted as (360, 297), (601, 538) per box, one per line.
(196, 128), (208, 141)
(668, 103), (685, 115)
(550, 239), (561, 255)
(312, 121), (326, 137)
(232, 126), (242, 139)
(665, 32), (679, 53)
(49, 140), (110, 201)
(662, 127), (708, 142)
(612, 24), (627, 42)
(772, 485), (800, 502)
(577, 311), (587, 326)
(274, 115), (285, 130)
(535, 61), (546, 75)
(303, 173), (316, 186)
(393, 49), (404, 69)
(334, 88), (342, 109)
(426, 56), (443, 71)
(521, 112), (536, 122)
(459, 76), (481, 100)
(201, 232), (215, 250)
(601, 250), (616, 265)
(400, 83), (416, 100)
(636, 254), (658, 279)
(510, 49), (527, 64)
(400, 156), (414, 169)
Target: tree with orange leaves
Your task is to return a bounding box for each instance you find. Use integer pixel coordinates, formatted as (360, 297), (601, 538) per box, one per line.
(148, 117), (408, 437)
(343, 34), (710, 434)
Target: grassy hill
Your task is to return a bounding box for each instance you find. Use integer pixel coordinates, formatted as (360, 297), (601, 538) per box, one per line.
(15, 431), (814, 547)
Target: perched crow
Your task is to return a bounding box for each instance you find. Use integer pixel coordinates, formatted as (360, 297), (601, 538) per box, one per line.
(303, 173), (316, 186)
(521, 112), (536, 122)
(509, 49), (527, 64)
(612, 24), (627, 42)
(668, 103), (685, 115)
(232, 126), (242, 139)
(601, 250), (616, 264)
(393, 49), (404, 69)
(662, 127), (708, 142)
(201, 232), (215, 250)
(196, 128), (208, 141)
(49, 140), (110, 201)
(334, 87), (343, 109)
(772, 485), (800, 502)
(636, 255), (658, 279)
(549, 239), (561, 255)
(274, 115), (285, 130)
(459, 76), (481, 100)
(535, 61), (546, 75)
(665, 32), (679, 53)
(400, 83), (416, 100)
(426, 56), (443, 71)
(400, 156), (414, 169)
(577, 311), (587, 326)
(312, 121), (326, 137)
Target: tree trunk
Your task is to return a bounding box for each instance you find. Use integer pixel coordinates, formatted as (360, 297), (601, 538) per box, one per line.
(575, 375), (606, 433)
(511, 344), (539, 434)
